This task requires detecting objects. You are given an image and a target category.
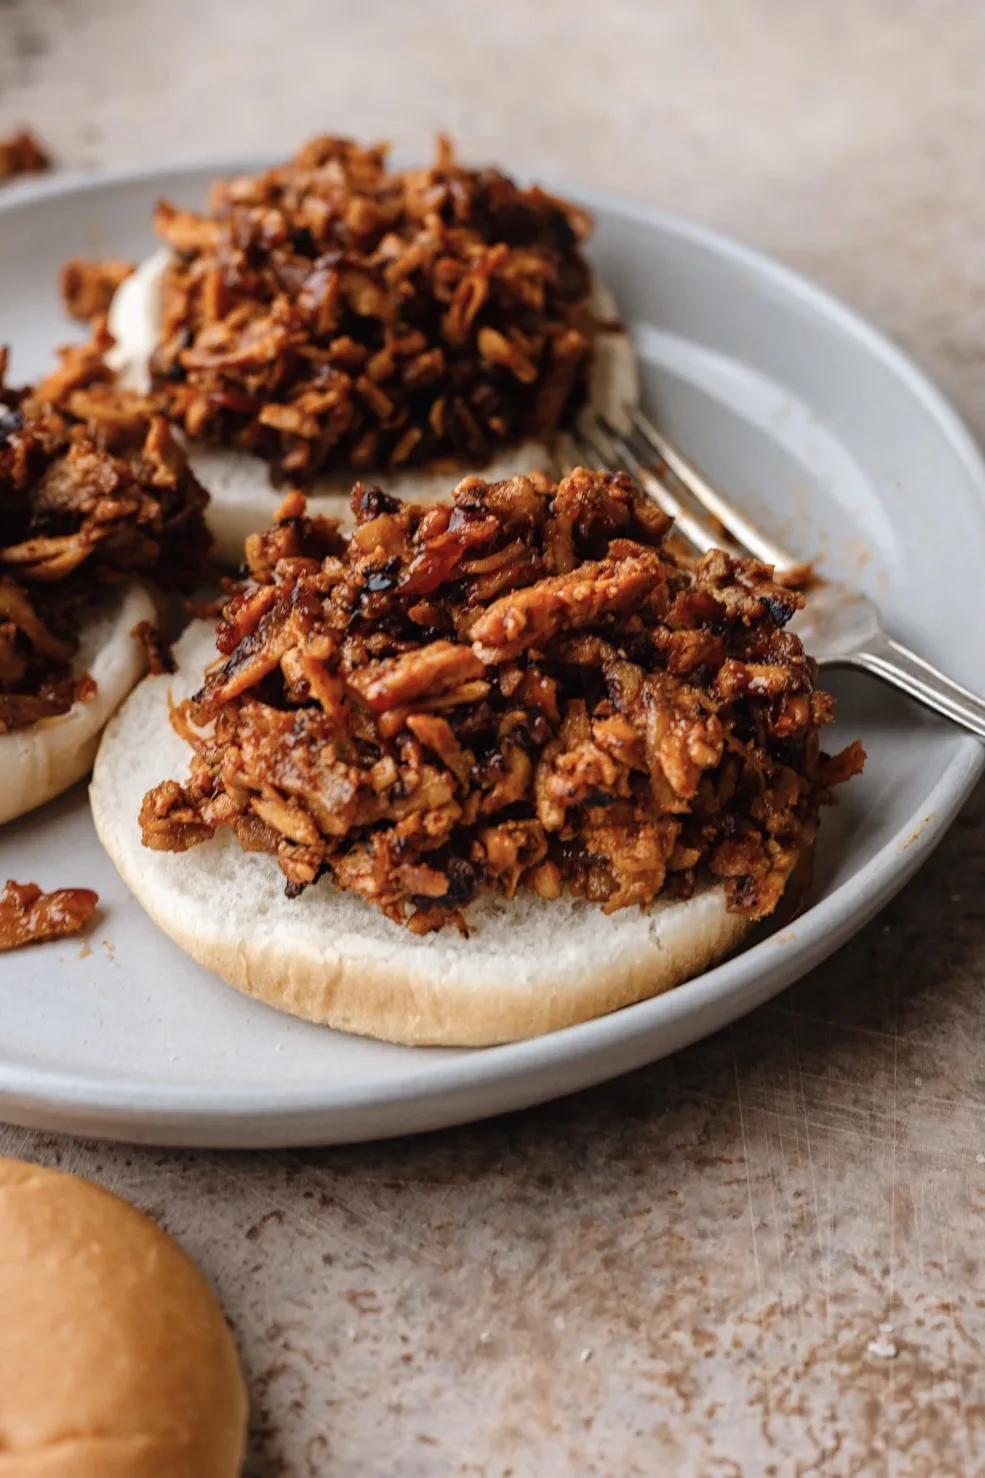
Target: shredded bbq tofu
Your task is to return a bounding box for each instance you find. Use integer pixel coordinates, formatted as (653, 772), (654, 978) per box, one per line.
(0, 879), (97, 951)
(140, 469), (864, 933)
(149, 136), (601, 484)
(131, 619), (176, 675)
(0, 129), (49, 182)
(0, 345), (211, 731)
(61, 259), (135, 323)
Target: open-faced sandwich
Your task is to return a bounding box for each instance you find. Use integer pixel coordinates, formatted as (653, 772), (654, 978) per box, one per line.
(0, 348), (210, 824)
(91, 467), (863, 1045)
(95, 136), (637, 562)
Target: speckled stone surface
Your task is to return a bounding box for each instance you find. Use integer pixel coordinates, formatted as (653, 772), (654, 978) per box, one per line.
(1, 2), (983, 1473)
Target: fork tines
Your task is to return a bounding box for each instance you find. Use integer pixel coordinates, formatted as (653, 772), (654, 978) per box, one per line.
(568, 406), (799, 576)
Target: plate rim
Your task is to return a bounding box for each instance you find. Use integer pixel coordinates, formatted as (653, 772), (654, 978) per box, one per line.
(1, 159), (983, 1138)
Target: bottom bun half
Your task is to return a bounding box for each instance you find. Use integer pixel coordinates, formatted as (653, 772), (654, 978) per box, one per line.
(0, 583), (157, 826)
(91, 620), (781, 1048)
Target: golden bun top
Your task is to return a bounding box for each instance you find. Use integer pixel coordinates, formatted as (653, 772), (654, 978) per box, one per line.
(0, 1157), (247, 1476)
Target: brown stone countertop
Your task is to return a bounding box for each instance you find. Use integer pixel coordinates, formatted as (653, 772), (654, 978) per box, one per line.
(0, 1), (983, 1473)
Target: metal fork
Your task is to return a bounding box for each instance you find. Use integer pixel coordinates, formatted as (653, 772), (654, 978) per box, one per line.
(562, 408), (985, 741)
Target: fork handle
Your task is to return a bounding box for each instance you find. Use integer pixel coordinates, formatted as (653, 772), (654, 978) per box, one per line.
(852, 634), (985, 742)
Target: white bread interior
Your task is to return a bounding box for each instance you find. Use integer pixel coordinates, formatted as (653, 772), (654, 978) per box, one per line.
(90, 619), (753, 1048)
(0, 1156), (247, 1477)
(0, 582), (156, 825)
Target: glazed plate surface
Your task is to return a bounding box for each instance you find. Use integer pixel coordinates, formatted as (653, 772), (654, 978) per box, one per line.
(0, 162), (982, 1146)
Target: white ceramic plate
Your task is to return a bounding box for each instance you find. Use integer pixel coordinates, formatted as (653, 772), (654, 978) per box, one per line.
(0, 162), (982, 1148)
